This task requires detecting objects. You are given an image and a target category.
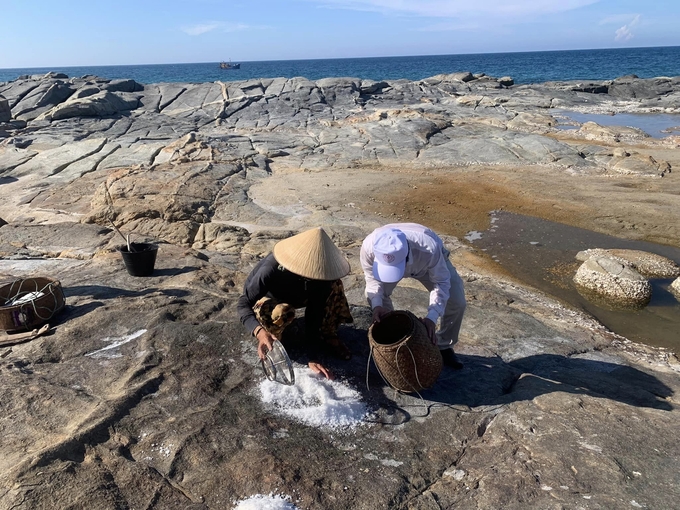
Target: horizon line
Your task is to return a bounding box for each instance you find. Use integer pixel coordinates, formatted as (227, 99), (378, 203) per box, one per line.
(2, 44), (679, 71)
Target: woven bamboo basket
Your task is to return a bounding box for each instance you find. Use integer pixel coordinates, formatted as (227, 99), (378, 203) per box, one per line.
(0, 277), (65, 332)
(368, 310), (442, 392)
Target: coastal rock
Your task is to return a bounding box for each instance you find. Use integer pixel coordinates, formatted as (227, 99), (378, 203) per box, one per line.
(499, 76), (514, 87)
(11, 81), (76, 121)
(671, 277), (680, 298)
(0, 146), (38, 173)
(0, 94), (10, 122)
(506, 112), (555, 132)
(101, 78), (144, 93)
(608, 153), (671, 176)
(359, 79), (388, 94)
(571, 81), (610, 94)
(576, 249), (680, 278)
(40, 90), (140, 120)
(608, 76), (675, 99)
(431, 71), (475, 83)
(192, 223), (251, 252)
(578, 121), (649, 142)
(573, 256), (652, 308)
(7, 138), (108, 178)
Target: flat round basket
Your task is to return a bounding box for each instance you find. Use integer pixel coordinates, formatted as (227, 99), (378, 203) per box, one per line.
(0, 277), (65, 332)
(368, 310), (442, 392)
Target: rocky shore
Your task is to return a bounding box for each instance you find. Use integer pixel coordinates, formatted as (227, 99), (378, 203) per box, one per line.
(1, 71), (679, 509)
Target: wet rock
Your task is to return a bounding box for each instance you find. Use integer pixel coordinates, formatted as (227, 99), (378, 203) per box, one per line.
(573, 256), (652, 308)
(576, 248), (680, 278)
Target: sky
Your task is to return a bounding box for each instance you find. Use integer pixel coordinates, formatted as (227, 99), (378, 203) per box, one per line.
(1, 0), (678, 68)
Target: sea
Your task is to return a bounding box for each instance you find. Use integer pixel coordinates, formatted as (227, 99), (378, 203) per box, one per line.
(1, 46), (680, 85)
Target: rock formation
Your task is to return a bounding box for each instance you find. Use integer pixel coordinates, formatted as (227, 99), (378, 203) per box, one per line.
(576, 248), (680, 278)
(573, 256), (652, 308)
(0, 71), (679, 509)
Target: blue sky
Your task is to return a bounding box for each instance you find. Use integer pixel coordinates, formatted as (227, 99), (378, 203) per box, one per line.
(1, 0), (678, 68)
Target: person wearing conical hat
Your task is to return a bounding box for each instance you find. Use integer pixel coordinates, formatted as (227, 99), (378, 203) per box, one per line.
(237, 227), (353, 379)
(360, 223), (466, 369)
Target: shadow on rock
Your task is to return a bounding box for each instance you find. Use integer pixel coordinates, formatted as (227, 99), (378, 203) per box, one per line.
(56, 286), (191, 323)
(0, 176), (18, 185)
(64, 285), (190, 300)
(422, 353), (673, 412)
(151, 266), (199, 277)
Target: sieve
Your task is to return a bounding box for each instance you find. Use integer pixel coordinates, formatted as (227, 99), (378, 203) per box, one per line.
(261, 340), (295, 385)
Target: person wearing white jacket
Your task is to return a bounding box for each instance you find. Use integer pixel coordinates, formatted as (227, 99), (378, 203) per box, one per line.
(360, 223), (466, 369)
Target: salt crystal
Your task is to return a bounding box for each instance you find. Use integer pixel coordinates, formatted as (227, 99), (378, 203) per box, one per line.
(259, 368), (368, 430)
(234, 494), (298, 510)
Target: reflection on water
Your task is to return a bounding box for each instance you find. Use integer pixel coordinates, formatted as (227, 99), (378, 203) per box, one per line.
(468, 212), (680, 349)
(554, 110), (680, 138)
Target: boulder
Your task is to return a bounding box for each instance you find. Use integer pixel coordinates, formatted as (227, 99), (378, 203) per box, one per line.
(608, 154), (670, 176)
(359, 79), (388, 95)
(499, 76), (514, 87)
(102, 79), (144, 93)
(578, 121), (649, 142)
(573, 256), (652, 308)
(576, 249), (680, 278)
(0, 94), (10, 122)
(40, 90), (140, 120)
(43, 72), (69, 80)
(428, 72), (474, 83)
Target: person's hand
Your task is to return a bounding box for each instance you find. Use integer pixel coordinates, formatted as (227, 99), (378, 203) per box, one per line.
(256, 328), (277, 360)
(420, 317), (437, 345)
(372, 306), (389, 323)
(309, 361), (334, 380)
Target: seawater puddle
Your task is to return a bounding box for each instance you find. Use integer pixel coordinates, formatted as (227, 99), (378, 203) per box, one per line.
(468, 212), (680, 349)
(554, 110), (680, 138)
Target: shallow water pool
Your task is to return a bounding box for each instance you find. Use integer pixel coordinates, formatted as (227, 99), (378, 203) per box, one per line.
(468, 212), (680, 349)
(554, 110), (680, 138)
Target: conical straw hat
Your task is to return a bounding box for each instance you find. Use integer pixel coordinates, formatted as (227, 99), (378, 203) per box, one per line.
(273, 227), (350, 280)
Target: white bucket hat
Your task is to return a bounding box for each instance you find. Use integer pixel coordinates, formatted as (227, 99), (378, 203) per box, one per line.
(273, 227), (350, 280)
(372, 228), (408, 283)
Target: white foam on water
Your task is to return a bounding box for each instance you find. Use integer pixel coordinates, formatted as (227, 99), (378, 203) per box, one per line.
(233, 494), (298, 510)
(85, 329), (147, 359)
(259, 368), (368, 430)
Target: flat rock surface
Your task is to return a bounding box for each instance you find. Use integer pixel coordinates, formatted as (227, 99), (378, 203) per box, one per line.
(0, 72), (679, 509)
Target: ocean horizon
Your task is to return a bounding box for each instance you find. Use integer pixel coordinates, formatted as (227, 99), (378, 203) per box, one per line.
(2, 46), (680, 86)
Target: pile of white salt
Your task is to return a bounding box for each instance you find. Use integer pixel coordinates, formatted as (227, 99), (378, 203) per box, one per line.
(259, 367), (368, 430)
(233, 494), (298, 510)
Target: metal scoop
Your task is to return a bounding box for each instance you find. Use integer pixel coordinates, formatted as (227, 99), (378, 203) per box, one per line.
(261, 340), (295, 385)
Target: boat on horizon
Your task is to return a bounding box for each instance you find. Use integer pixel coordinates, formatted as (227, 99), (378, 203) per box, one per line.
(220, 61), (240, 70)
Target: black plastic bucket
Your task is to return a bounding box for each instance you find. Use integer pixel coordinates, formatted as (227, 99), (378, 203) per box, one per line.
(119, 243), (158, 277)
